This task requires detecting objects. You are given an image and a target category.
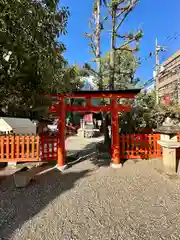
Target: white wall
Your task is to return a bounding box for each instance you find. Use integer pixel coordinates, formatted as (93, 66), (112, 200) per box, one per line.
(0, 118), (12, 133)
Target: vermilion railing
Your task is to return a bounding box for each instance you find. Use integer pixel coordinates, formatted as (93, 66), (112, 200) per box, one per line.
(0, 135), (40, 162)
(40, 135), (57, 161)
(119, 134), (162, 159)
(0, 135), (58, 162)
(119, 133), (180, 159)
(1, 133), (180, 163)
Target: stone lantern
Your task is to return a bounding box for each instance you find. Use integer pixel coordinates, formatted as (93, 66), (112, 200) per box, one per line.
(154, 119), (180, 174)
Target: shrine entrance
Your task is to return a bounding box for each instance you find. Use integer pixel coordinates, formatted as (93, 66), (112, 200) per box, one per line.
(49, 89), (140, 169)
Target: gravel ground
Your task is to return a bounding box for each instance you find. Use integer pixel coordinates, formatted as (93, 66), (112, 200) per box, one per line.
(1, 159), (180, 240)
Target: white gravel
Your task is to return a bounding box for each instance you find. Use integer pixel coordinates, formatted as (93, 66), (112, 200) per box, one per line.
(1, 159), (180, 240)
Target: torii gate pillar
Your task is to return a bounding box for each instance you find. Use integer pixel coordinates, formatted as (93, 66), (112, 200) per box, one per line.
(56, 96), (66, 170)
(111, 98), (121, 168)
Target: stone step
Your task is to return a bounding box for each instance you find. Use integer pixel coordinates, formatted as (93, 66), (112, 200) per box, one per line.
(13, 165), (41, 188)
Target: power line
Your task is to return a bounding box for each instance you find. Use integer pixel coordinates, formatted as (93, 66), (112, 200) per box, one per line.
(164, 32), (180, 44)
(144, 32), (180, 90)
(143, 77), (154, 87)
(141, 31), (180, 76)
(138, 30), (180, 66)
(156, 31), (180, 62)
(137, 31), (180, 91)
(160, 32), (180, 62)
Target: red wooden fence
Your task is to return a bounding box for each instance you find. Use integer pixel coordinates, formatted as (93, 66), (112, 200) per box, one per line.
(1, 133), (180, 163)
(0, 135), (40, 162)
(0, 135), (58, 162)
(119, 134), (162, 159)
(40, 135), (57, 161)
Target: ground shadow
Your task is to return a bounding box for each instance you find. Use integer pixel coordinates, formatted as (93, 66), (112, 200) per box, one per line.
(66, 141), (99, 163)
(66, 140), (111, 168)
(90, 154), (111, 167)
(91, 142), (111, 167)
(0, 167), (91, 240)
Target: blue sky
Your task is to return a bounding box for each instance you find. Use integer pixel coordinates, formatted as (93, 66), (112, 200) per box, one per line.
(59, 0), (180, 84)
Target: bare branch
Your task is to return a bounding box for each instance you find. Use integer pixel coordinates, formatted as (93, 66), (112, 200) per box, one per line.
(115, 37), (137, 50)
(115, 33), (129, 39)
(115, 7), (132, 32)
(89, 43), (96, 56)
(83, 65), (100, 77)
(118, 47), (138, 52)
(115, 1), (139, 32)
(88, 19), (93, 29)
(116, 10), (125, 18)
(117, 4), (131, 11)
(85, 32), (97, 57)
(102, 0), (112, 16)
(85, 32), (93, 38)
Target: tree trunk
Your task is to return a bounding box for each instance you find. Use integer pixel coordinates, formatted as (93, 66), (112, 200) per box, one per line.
(109, 7), (116, 90)
(103, 6), (116, 146)
(94, 0), (109, 145)
(94, 0), (103, 90)
(70, 98), (74, 123)
(102, 112), (111, 146)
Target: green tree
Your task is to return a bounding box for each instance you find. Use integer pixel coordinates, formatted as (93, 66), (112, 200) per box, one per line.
(101, 48), (139, 89)
(122, 90), (156, 133)
(120, 89), (180, 134)
(0, 0), (69, 118)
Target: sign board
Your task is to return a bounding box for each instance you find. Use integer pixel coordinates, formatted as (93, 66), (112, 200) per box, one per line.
(164, 95), (170, 105)
(84, 114), (93, 123)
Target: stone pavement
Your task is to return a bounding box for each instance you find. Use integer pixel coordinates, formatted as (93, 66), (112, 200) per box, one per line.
(1, 158), (180, 239)
(66, 135), (104, 158)
(66, 135), (104, 154)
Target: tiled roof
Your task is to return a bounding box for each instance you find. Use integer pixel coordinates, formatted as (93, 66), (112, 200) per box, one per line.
(1, 117), (36, 135)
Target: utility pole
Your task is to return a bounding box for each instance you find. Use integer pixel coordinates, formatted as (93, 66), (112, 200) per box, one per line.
(155, 39), (167, 104)
(155, 38), (160, 104)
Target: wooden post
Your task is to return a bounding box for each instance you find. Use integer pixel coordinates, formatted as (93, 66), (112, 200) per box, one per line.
(57, 95), (66, 168)
(111, 98), (121, 167)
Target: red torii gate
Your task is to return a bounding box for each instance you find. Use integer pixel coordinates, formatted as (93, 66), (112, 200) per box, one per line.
(49, 89), (140, 169)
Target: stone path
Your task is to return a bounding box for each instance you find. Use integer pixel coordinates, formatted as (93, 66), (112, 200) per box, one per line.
(1, 158), (180, 239)
(66, 135), (103, 156)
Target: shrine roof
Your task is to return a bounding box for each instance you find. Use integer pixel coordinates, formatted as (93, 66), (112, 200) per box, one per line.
(70, 89), (141, 95)
(50, 89), (141, 98)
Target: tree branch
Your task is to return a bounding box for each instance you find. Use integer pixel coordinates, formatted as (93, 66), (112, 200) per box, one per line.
(115, 33), (129, 39)
(85, 32), (97, 56)
(118, 47), (138, 52)
(115, 1), (138, 32)
(117, 5), (131, 11)
(115, 37), (137, 51)
(102, 0), (112, 16)
(115, 8), (132, 32)
(83, 64), (102, 78)
(116, 10), (125, 18)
